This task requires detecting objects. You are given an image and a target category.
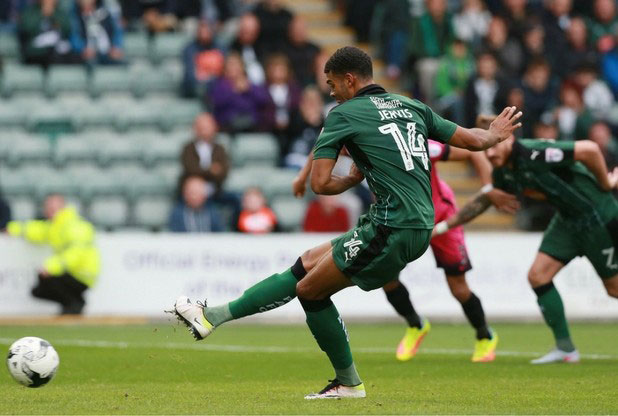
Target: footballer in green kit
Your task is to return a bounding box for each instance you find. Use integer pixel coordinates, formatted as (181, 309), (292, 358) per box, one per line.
(439, 115), (618, 364)
(172, 47), (523, 399)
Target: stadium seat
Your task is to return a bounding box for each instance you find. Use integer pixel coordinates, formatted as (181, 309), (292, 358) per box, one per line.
(54, 134), (101, 166)
(26, 105), (75, 135)
(155, 161), (182, 191)
(123, 33), (151, 60)
(5, 136), (52, 167)
(97, 137), (143, 167)
(0, 96), (46, 129)
(151, 33), (191, 63)
(0, 64), (45, 97)
(271, 197), (306, 231)
(7, 197), (37, 221)
(133, 195), (173, 230)
(132, 66), (179, 98)
(87, 196), (130, 229)
(46, 66), (89, 97)
(0, 167), (36, 196)
(0, 33), (19, 60)
(34, 169), (79, 200)
(231, 133), (279, 167)
(67, 165), (119, 199)
(113, 98), (167, 132)
(261, 168), (299, 199)
(158, 100), (202, 131)
(224, 166), (279, 195)
(90, 67), (134, 98)
(142, 138), (184, 167)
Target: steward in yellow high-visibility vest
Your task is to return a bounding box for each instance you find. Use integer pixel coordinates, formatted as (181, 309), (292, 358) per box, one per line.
(7, 194), (100, 315)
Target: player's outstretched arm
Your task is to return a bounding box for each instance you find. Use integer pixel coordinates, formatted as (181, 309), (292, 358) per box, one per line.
(449, 106), (522, 151)
(433, 191), (493, 236)
(574, 140), (618, 191)
(292, 152), (314, 198)
(311, 158), (364, 195)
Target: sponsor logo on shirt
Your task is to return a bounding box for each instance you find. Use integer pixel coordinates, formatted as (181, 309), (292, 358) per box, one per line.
(545, 148), (564, 163)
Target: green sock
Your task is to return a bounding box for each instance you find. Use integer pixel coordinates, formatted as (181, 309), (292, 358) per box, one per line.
(534, 282), (575, 352)
(305, 303), (362, 386)
(203, 268), (299, 326)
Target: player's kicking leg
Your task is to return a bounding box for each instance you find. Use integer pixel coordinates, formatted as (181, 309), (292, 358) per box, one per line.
(527, 252), (580, 364)
(383, 280), (430, 361)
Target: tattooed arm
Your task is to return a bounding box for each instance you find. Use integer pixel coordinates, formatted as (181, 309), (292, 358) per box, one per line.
(433, 192), (493, 236)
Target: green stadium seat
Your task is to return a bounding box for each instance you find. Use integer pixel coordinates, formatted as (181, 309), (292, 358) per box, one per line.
(231, 133), (279, 167)
(54, 134), (101, 166)
(34, 170), (79, 199)
(1, 64), (45, 97)
(271, 197), (306, 231)
(132, 66), (178, 98)
(113, 98), (166, 132)
(224, 166), (279, 195)
(0, 33), (19, 59)
(7, 197), (37, 221)
(66, 165), (118, 199)
(133, 195), (173, 230)
(151, 33), (191, 63)
(0, 167), (36, 196)
(0, 96), (47, 129)
(154, 161), (182, 190)
(90, 67), (134, 98)
(97, 137), (143, 166)
(6, 136), (52, 167)
(262, 168), (299, 199)
(87, 196), (130, 229)
(124, 33), (151, 60)
(46, 66), (89, 97)
(142, 137), (184, 167)
(26, 105), (75, 135)
(158, 100), (202, 131)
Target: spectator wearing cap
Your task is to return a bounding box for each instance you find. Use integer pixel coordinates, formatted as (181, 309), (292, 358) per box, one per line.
(70, 0), (124, 65)
(181, 20), (224, 98)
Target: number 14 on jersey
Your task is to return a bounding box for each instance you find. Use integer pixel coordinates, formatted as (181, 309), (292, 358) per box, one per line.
(379, 122), (429, 171)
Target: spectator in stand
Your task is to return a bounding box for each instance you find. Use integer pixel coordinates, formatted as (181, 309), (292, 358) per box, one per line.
(602, 30), (618, 98)
(345, 0), (377, 43)
(587, 0), (618, 54)
(179, 113), (229, 192)
(253, 0), (293, 59)
(541, 0), (572, 78)
(303, 195), (350, 233)
(264, 53), (301, 156)
(573, 62), (615, 119)
(480, 15), (523, 79)
(499, 0), (540, 42)
(7, 194), (100, 315)
(210, 53), (272, 133)
(521, 22), (556, 72)
(409, 0), (455, 105)
(376, 0), (413, 80)
(170, 176), (224, 233)
(553, 79), (594, 140)
(453, 0), (491, 48)
(237, 187), (278, 234)
(18, 0), (73, 68)
(230, 13), (265, 85)
(520, 58), (558, 136)
(181, 20), (224, 98)
(285, 86), (324, 169)
(532, 119), (559, 140)
(463, 51), (508, 128)
(0, 192), (10, 229)
(119, 0), (177, 33)
(434, 38), (475, 125)
(588, 121), (618, 170)
(313, 51), (336, 108)
(70, 0), (124, 65)
(284, 16), (321, 87)
(565, 17), (599, 76)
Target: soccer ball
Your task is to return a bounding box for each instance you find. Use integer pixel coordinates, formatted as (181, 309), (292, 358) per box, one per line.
(6, 337), (59, 388)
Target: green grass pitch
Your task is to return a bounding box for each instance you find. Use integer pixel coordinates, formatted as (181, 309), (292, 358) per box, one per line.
(1, 322), (617, 414)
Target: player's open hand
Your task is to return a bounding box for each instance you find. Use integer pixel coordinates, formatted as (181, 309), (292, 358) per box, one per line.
(490, 106), (523, 143)
(292, 175), (307, 198)
(608, 167), (618, 190)
(486, 189), (520, 214)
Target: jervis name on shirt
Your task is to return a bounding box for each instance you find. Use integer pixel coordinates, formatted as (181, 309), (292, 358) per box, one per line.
(378, 108), (413, 121)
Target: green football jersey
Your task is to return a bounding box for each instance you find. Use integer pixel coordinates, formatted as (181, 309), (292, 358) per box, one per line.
(493, 139), (618, 228)
(313, 85), (457, 229)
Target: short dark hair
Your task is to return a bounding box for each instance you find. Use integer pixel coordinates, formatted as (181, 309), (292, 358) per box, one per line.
(324, 46), (373, 79)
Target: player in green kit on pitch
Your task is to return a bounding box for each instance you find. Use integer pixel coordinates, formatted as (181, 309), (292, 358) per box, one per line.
(437, 115), (618, 364)
(172, 47), (523, 398)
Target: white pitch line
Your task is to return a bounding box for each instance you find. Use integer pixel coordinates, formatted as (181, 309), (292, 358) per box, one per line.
(0, 337), (615, 360)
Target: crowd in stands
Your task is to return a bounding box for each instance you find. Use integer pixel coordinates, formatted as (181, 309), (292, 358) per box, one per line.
(1, 0), (617, 233)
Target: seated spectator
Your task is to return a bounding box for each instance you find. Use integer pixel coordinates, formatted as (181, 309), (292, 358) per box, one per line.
(313, 51), (336, 109)
(253, 0), (293, 58)
(565, 17), (599, 77)
(520, 58), (558, 136)
(464, 51), (508, 128)
(553, 79), (592, 140)
(284, 16), (320, 87)
(574, 62), (615, 119)
(285, 86), (324, 169)
(6, 194), (100, 315)
(179, 113), (229, 191)
(453, 0), (491, 47)
(345, 0), (376, 43)
(170, 176), (224, 232)
(237, 187), (278, 234)
(70, 0), (124, 65)
(119, 0), (177, 33)
(181, 20), (224, 98)
(434, 39), (474, 125)
(587, 0), (618, 54)
(521, 22), (554, 71)
(303, 195), (350, 233)
(409, 0), (455, 105)
(499, 0), (541, 43)
(541, 0), (572, 79)
(18, 0), (73, 68)
(264, 53), (301, 151)
(480, 16), (523, 78)
(588, 121), (618, 169)
(374, 0), (412, 80)
(210, 53), (272, 132)
(230, 13), (265, 85)
(532, 119), (559, 140)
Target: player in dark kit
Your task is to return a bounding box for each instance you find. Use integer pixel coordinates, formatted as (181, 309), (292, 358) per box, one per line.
(172, 47), (522, 398)
(440, 115), (618, 364)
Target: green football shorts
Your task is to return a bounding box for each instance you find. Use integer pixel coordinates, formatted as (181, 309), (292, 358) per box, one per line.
(539, 214), (618, 279)
(331, 215), (432, 291)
